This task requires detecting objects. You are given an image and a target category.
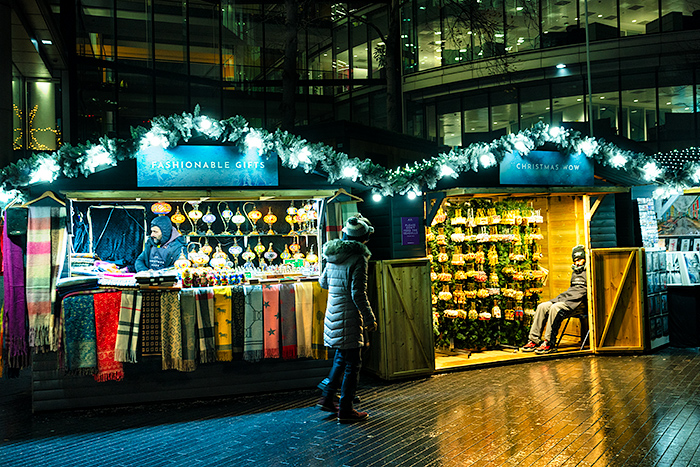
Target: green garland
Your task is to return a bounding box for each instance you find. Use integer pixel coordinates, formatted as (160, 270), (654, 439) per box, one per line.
(0, 105), (693, 206)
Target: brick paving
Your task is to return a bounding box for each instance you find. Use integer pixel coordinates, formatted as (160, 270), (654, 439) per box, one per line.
(2, 348), (700, 466)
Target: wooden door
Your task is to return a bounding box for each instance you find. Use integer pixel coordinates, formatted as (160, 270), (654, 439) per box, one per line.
(590, 248), (646, 352)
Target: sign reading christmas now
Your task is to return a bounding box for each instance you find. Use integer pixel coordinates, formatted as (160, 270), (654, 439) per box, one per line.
(137, 145), (279, 188)
(499, 150), (593, 186)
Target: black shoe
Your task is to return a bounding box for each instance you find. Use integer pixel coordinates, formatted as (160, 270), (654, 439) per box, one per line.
(338, 409), (369, 423)
(318, 378), (361, 403)
(316, 396), (338, 413)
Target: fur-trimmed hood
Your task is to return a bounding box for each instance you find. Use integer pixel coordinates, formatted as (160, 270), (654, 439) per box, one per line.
(322, 239), (371, 264)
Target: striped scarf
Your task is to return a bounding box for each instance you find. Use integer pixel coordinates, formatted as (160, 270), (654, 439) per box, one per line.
(213, 286), (233, 361)
(195, 287), (216, 363)
(2, 219), (29, 369)
(294, 282), (314, 358)
(243, 285), (264, 362)
(114, 290), (142, 363)
(161, 290), (196, 372)
(279, 283), (297, 360)
(93, 291), (124, 382)
(312, 282), (328, 359)
(262, 284), (280, 359)
(26, 206), (66, 349)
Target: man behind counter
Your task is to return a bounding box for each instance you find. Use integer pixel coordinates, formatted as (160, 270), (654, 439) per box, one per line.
(135, 216), (186, 272)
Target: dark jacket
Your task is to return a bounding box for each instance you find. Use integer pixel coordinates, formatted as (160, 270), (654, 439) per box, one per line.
(552, 265), (587, 310)
(134, 227), (186, 272)
(319, 239), (376, 349)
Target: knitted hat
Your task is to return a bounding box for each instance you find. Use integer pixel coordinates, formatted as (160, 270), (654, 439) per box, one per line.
(151, 216), (173, 244)
(572, 244), (586, 262)
(342, 215), (374, 240)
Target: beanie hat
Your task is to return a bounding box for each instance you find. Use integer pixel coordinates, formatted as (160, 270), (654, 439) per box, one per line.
(572, 244), (586, 262)
(151, 216), (173, 244)
(342, 215), (374, 240)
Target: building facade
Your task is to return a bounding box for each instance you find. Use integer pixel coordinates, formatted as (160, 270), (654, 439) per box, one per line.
(7, 0), (700, 166)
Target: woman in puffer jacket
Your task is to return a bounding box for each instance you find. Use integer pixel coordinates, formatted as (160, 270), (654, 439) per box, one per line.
(317, 214), (377, 423)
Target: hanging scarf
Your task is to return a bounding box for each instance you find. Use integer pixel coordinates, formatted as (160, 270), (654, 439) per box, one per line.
(312, 282), (328, 360)
(231, 285), (245, 359)
(213, 286), (233, 362)
(140, 291), (162, 356)
(2, 217), (29, 369)
(93, 291), (124, 382)
(114, 290), (142, 363)
(243, 285), (264, 362)
(0, 304), (4, 378)
(26, 206), (66, 349)
(162, 290), (196, 372)
(262, 284), (280, 359)
(294, 282), (314, 358)
(279, 283), (297, 360)
(63, 294), (97, 375)
(195, 287), (216, 363)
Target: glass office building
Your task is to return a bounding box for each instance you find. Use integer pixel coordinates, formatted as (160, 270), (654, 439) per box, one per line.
(9, 0), (700, 156)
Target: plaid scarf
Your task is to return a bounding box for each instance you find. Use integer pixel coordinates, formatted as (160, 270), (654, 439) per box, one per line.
(312, 282), (328, 360)
(231, 285), (245, 359)
(162, 290), (196, 372)
(93, 291), (124, 382)
(279, 283), (297, 360)
(114, 290), (142, 363)
(213, 286), (233, 361)
(262, 284), (280, 359)
(294, 282), (314, 358)
(26, 206), (66, 350)
(140, 291), (162, 356)
(243, 285), (264, 362)
(2, 219), (29, 369)
(195, 287), (216, 363)
(63, 294), (97, 375)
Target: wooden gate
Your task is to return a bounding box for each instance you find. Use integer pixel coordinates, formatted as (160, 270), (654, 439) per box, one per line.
(365, 258), (435, 379)
(590, 248), (646, 352)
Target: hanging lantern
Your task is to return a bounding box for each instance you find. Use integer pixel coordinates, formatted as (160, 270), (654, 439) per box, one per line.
(231, 208), (246, 236)
(263, 243), (278, 263)
(202, 207), (217, 236)
(263, 207), (277, 235)
(280, 244), (292, 260)
(174, 250), (191, 270)
(200, 238), (213, 255)
(184, 201), (203, 235)
(306, 250), (318, 264)
(245, 203), (262, 235)
(171, 206), (186, 233)
(151, 202), (172, 216)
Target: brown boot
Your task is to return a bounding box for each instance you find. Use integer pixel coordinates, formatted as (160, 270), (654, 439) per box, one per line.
(316, 396), (338, 413)
(338, 409), (369, 423)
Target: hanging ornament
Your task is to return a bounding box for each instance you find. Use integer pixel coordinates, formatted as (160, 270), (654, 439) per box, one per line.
(280, 243), (292, 260)
(244, 203), (262, 235)
(218, 201), (234, 235)
(431, 206), (447, 226)
(451, 226), (465, 243)
(170, 206), (186, 233)
(231, 208), (246, 236)
(184, 201), (203, 235)
(451, 208), (466, 225)
(263, 207), (277, 235)
(202, 207), (217, 236)
(151, 202), (172, 216)
(263, 243), (279, 263)
(438, 284), (452, 301)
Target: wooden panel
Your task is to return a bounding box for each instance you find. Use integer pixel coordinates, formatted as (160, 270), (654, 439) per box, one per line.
(365, 259), (434, 379)
(591, 248), (645, 352)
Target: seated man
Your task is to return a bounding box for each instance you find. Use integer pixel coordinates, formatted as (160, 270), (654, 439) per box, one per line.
(521, 244), (587, 354)
(135, 216), (186, 272)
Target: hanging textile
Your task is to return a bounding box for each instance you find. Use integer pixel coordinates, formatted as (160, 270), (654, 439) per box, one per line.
(161, 290), (196, 372)
(88, 205), (146, 270)
(0, 304), (4, 378)
(114, 290), (142, 363)
(213, 286), (233, 362)
(311, 282), (328, 360)
(262, 284), (280, 359)
(294, 282), (314, 358)
(93, 291), (124, 382)
(2, 218), (29, 369)
(243, 285), (263, 362)
(195, 287), (216, 363)
(63, 294), (97, 375)
(279, 283), (297, 360)
(25, 206), (66, 349)
(140, 291), (161, 356)
(231, 285), (245, 359)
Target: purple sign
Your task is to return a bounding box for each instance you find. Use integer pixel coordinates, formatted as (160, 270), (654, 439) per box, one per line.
(401, 217), (421, 246)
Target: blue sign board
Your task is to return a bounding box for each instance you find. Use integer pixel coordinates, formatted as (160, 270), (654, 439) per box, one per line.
(136, 145), (279, 188)
(401, 217), (421, 246)
(499, 150), (593, 186)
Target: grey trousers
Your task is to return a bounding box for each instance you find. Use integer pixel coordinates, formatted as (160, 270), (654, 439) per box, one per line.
(528, 301), (576, 345)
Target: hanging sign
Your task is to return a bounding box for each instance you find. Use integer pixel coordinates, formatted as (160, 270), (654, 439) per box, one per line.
(136, 145), (279, 188)
(499, 150), (593, 186)
(401, 217), (421, 246)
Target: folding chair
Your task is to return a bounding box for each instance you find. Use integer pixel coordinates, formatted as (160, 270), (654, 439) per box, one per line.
(556, 307), (590, 351)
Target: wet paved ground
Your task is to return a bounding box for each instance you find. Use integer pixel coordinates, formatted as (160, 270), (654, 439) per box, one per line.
(2, 348), (700, 466)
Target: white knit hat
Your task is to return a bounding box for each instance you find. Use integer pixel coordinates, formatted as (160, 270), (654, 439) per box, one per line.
(342, 215), (374, 239)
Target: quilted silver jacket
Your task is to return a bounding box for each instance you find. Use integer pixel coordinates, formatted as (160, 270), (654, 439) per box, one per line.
(319, 239), (376, 349)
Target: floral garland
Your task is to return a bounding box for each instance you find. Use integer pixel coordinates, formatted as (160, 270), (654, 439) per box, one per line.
(0, 105), (694, 207)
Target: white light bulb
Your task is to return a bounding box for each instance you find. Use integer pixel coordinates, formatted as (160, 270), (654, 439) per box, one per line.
(440, 165), (456, 177)
(372, 193), (382, 202)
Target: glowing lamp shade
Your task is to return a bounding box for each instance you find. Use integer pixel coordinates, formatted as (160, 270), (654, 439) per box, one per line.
(151, 202), (172, 215)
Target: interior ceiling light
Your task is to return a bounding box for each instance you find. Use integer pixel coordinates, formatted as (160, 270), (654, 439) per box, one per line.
(556, 63), (566, 69)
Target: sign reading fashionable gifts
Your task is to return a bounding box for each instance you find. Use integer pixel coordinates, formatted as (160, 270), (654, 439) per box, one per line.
(499, 150), (593, 186)
(136, 145), (279, 187)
